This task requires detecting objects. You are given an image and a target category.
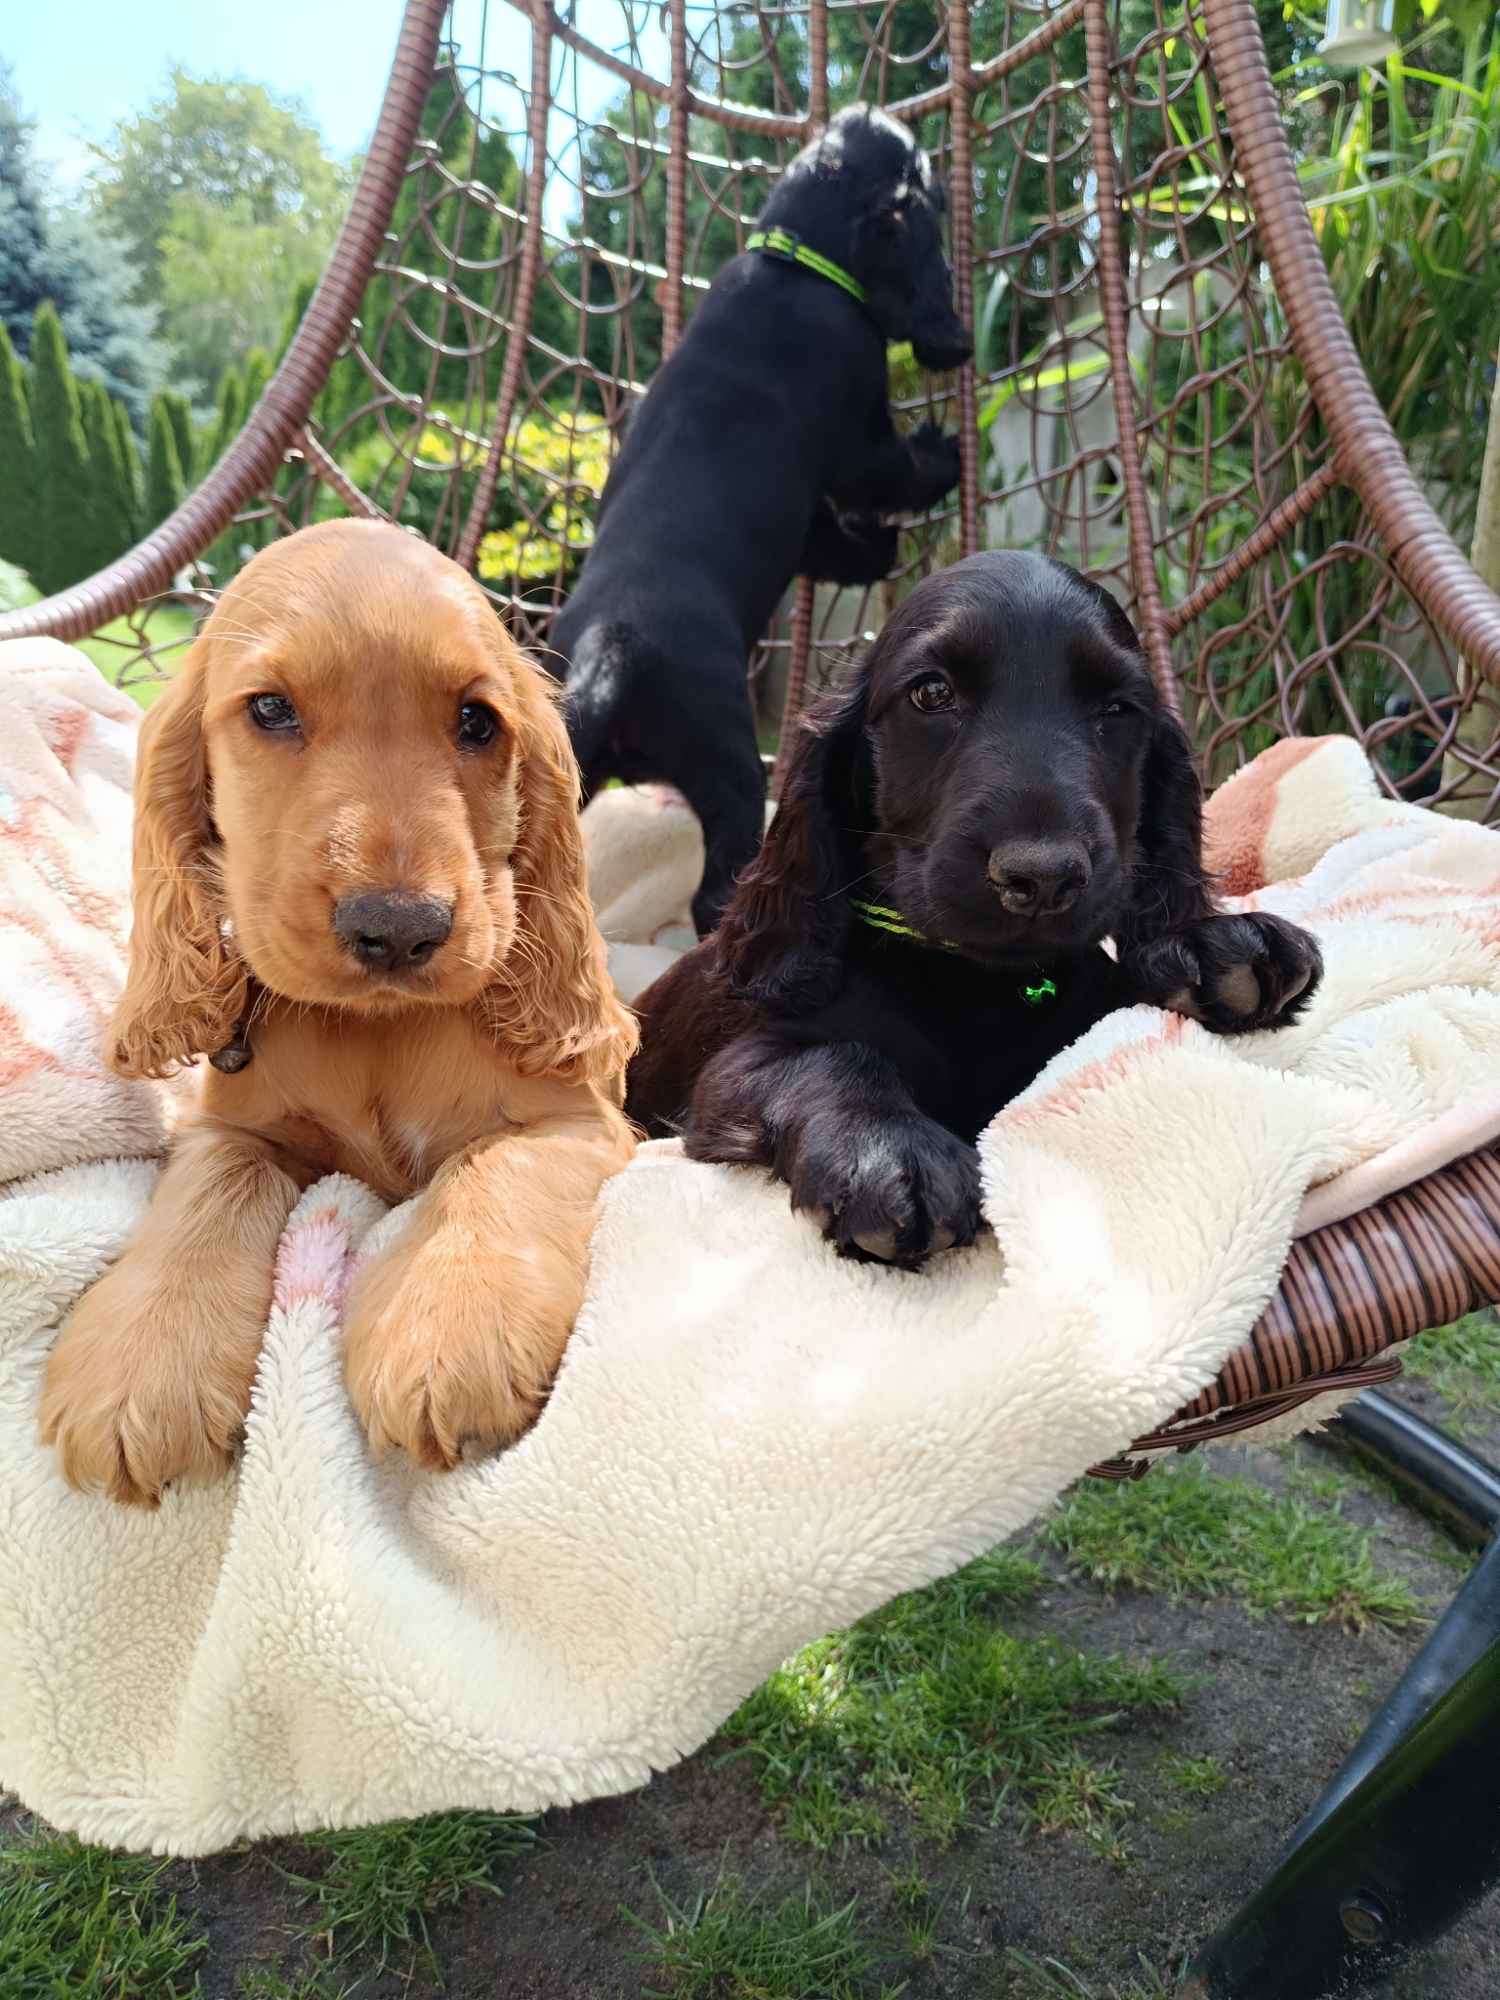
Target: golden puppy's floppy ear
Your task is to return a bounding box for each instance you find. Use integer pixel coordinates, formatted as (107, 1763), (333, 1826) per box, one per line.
(109, 641), (249, 1080)
(481, 660), (638, 1095)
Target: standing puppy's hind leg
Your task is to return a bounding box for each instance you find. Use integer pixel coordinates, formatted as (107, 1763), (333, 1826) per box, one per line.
(687, 750), (767, 937)
(663, 712), (767, 937)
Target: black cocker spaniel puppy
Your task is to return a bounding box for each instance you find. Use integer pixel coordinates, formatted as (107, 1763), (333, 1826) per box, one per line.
(627, 551), (1323, 1267)
(551, 104), (971, 937)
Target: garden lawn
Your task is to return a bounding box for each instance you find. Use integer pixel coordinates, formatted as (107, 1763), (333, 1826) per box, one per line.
(3, 1315), (1498, 1997)
(75, 604), (195, 708)
(1, 572), (192, 711)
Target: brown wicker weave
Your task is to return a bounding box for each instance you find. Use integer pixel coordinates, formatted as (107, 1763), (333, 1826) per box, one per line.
(2, 0), (1498, 1467)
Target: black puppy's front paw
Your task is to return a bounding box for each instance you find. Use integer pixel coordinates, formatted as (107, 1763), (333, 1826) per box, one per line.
(788, 1114), (983, 1269)
(802, 507), (899, 586)
(1127, 911), (1323, 1035)
(908, 423), (962, 508)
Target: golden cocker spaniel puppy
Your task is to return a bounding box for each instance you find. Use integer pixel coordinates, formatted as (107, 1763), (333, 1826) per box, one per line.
(40, 518), (638, 1505)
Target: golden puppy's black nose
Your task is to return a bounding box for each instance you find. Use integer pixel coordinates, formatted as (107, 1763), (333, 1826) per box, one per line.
(986, 839), (1090, 919)
(333, 891), (453, 973)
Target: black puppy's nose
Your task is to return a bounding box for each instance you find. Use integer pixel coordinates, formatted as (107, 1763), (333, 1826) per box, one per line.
(332, 891), (453, 972)
(986, 840), (1091, 919)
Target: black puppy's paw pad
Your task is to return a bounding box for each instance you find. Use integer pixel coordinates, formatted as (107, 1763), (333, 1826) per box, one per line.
(1145, 912), (1322, 1036)
(790, 1121), (982, 1269)
(850, 1225), (901, 1263)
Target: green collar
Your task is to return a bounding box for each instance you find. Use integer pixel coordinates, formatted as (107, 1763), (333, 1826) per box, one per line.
(745, 227), (866, 306)
(850, 898), (1059, 1007)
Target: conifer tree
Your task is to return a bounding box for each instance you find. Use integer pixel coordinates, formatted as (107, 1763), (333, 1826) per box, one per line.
(27, 299), (91, 594)
(112, 397), (142, 539)
(159, 387), (195, 489)
(0, 320), (41, 582)
(144, 391), (185, 531)
(80, 375), (131, 573)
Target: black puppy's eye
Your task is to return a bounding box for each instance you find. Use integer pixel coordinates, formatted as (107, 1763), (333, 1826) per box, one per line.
(909, 675), (955, 714)
(248, 693), (298, 732)
(1096, 699), (1133, 725)
(457, 700), (499, 748)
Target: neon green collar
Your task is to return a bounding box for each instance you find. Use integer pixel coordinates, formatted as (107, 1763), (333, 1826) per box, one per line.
(850, 899), (1059, 1007)
(746, 227), (866, 306)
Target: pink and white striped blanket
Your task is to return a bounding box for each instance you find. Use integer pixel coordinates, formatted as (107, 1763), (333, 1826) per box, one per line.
(2, 636), (1499, 1855)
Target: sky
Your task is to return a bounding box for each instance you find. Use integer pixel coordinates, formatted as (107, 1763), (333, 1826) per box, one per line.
(6, 0), (668, 225)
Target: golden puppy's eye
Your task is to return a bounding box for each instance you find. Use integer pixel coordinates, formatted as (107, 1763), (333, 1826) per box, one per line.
(909, 675), (955, 713)
(457, 700), (500, 748)
(248, 693), (299, 732)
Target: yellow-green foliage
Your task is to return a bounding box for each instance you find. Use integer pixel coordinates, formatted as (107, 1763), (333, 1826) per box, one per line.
(335, 405), (612, 590)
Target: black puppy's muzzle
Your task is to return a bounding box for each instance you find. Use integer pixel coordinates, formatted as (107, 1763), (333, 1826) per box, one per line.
(912, 316), (972, 373)
(910, 255), (972, 372)
(900, 805), (1123, 961)
(986, 837), (1091, 920)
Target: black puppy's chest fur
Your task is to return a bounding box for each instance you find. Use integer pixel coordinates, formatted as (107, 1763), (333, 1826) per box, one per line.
(797, 928), (1128, 1141)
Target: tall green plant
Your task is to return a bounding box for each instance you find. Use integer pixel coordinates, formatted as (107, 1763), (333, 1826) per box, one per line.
(241, 344), (271, 419)
(158, 388), (196, 496)
(112, 396), (142, 537)
(0, 320), (40, 582)
(144, 391), (185, 531)
(1273, 27), (1500, 748)
(203, 364), (243, 476)
(27, 298), (91, 595)
(1441, 336), (1500, 811)
(1143, 18), (1500, 769)
(79, 375), (131, 574)
(196, 363), (246, 581)
(1305, 31), (1500, 538)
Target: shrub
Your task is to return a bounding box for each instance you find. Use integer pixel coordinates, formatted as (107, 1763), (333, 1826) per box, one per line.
(158, 388), (196, 496)
(27, 299), (91, 595)
(79, 376), (133, 574)
(145, 392), (186, 532)
(336, 402), (612, 600)
(111, 396), (142, 536)
(0, 320), (40, 581)
(0, 555), (36, 610)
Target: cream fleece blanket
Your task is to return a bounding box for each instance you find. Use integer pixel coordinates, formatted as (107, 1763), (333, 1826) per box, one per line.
(3, 638), (1500, 1856)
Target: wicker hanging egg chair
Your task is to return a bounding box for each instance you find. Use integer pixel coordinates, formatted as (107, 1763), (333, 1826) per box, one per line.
(2, 0), (1498, 1476)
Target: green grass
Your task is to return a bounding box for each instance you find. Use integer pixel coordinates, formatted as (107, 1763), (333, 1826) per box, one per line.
(1162, 1752), (1228, 1799)
(0, 1827), (206, 1999)
(77, 606), (195, 710)
(276, 1810), (537, 1975)
(1004, 1948), (1186, 1998)
(235, 1972), (358, 1999)
(625, 1873), (902, 2000)
(0, 570), (192, 712)
(1039, 1457), (1423, 1634)
(1403, 1311), (1500, 1432)
(721, 1545), (1182, 1854)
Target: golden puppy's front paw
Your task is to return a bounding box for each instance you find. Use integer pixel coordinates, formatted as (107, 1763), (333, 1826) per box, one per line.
(342, 1236), (566, 1471)
(39, 1273), (263, 1507)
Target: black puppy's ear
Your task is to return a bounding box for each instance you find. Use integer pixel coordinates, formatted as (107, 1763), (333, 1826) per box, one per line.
(1051, 564), (1215, 951)
(1116, 706), (1216, 953)
(713, 675), (869, 1013)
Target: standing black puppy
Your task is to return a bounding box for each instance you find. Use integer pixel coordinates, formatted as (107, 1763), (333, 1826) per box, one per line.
(550, 104), (971, 936)
(627, 552), (1324, 1267)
